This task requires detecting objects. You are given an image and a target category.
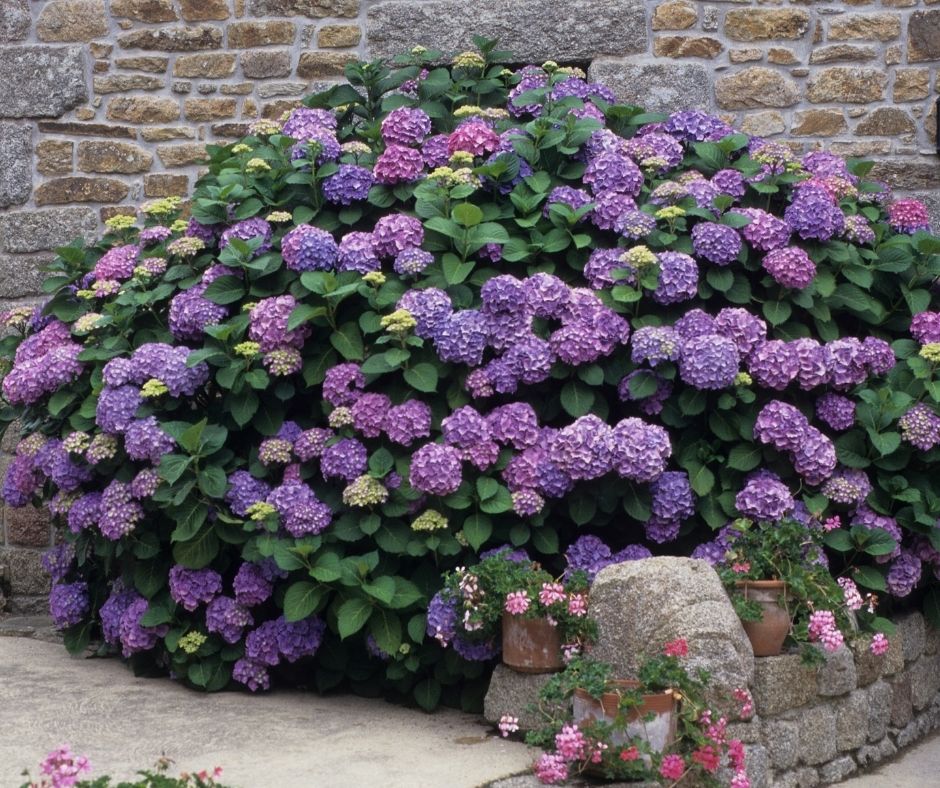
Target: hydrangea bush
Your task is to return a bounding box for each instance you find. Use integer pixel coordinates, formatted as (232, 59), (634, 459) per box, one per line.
(2, 38), (940, 708)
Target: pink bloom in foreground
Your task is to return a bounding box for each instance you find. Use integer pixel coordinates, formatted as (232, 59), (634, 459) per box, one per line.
(659, 753), (686, 781)
(38, 744), (92, 788)
(870, 632), (890, 656)
(539, 582), (566, 606)
(534, 752), (568, 784)
(498, 714), (520, 738)
(554, 723), (588, 761)
(664, 637), (689, 657)
(505, 590), (531, 615)
(734, 687), (754, 719)
(567, 593), (588, 617)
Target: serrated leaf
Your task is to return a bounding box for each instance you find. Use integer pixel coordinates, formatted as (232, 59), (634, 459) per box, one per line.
(462, 513), (492, 550)
(337, 597), (373, 639)
(404, 363), (438, 393)
(330, 322), (364, 361)
(560, 381), (594, 417)
(283, 581), (324, 622)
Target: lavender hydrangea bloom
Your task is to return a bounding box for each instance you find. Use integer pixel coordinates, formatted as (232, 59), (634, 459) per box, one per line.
(653, 252), (698, 305)
(749, 340), (800, 391)
(691, 222), (742, 266)
(99, 585), (137, 645)
(631, 326), (681, 366)
(544, 186), (593, 218)
(584, 152), (643, 197)
(281, 224), (338, 272)
(385, 400), (432, 446)
(220, 218), (273, 256)
(886, 551), (922, 597)
(861, 337), (895, 376)
(336, 231), (381, 274)
(487, 403), (540, 449)
(282, 107), (337, 136)
(168, 565), (223, 611)
(911, 312), (940, 345)
(49, 581), (88, 629)
(791, 427), (837, 485)
(322, 164), (374, 205)
(791, 338), (830, 390)
(42, 543), (75, 583)
(119, 596), (168, 657)
(442, 405), (490, 449)
(168, 284), (227, 340)
(887, 199), (930, 234)
(816, 393), (856, 431)
(277, 615), (327, 662)
(96, 385), (142, 434)
(322, 363), (365, 407)
(822, 467), (872, 505)
(564, 534), (612, 582)
(372, 214), (424, 258)
(754, 401), (809, 452)
(590, 191), (637, 232)
(381, 107), (432, 146)
(679, 335), (739, 390)
(663, 110), (734, 142)
(397, 288), (452, 338)
(583, 248), (632, 290)
(233, 563), (274, 607)
(825, 338), (868, 390)
(410, 443), (463, 496)
(124, 417), (175, 464)
(206, 595), (254, 644)
(226, 470), (272, 517)
(1, 454), (42, 508)
(762, 247), (817, 289)
(233, 658), (270, 692)
(433, 310), (488, 366)
(67, 492), (102, 533)
(899, 403), (940, 451)
(785, 184), (845, 241)
(548, 415), (613, 481)
(735, 475), (795, 521)
(351, 392), (391, 438)
(394, 248), (434, 277)
(426, 591), (458, 645)
(650, 471), (695, 523)
(609, 418), (672, 482)
(267, 482), (334, 537)
(320, 438), (368, 483)
(128, 343), (209, 397)
(99, 480), (143, 540)
(734, 208), (791, 252)
(94, 244), (140, 281)
(374, 144), (425, 184)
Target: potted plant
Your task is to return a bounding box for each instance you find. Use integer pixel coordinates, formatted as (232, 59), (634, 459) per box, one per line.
(717, 516), (893, 660)
(525, 640), (752, 786)
(436, 547), (597, 672)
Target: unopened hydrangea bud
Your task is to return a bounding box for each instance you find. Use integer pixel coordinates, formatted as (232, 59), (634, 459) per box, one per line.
(232, 143), (252, 154)
(556, 66), (586, 79)
(411, 510), (448, 532)
(734, 372), (753, 387)
(234, 341), (261, 358)
(328, 406), (353, 428)
(179, 631), (208, 654)
(362, 271), (386, 287)
(451, 168), (480, 187)
(341, 141), (371, 155)
(265, 211), (291, 223)
(380, 308), (417, 336)
(246, 158), (271, 174)
(411, 45), (427, 56)
(73, 313), (105, 333)
(93, 280), (121, 297)
(428, 166), (455, 184)
(86, 433), (118, 464)
(76, 289), (96, 299)
(542, 60), (558, 73)
(246, 501), (276, 521)
(919, 343), (940, 363)
(140, 378), (169, 399)
(258, 438), (293, 466)
(454, 530), (469, 546)
(341, 475), (389, 507)
(399, 643), (410, 655)
(655, 206), (686, 220)
(170, 219), (189, 233)
(63, 432), (91, 453)
(248, 118), (282, 136)
(454, 105), (484, 118)
(453, 51), (485, 70)
(448, 151), (475, 168)
(263, 348), (302, 376)
(167, 237), (205, 257)
(106, 215), (136, 231)
(2, 307), (33, 328)
(141, 196), (182, 216)
(242, 302), (258, 313)
(623, 245), (657, 269)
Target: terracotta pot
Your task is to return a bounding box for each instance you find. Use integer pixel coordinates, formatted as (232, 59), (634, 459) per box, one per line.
(573, 679), (678, 757)
(501, 613), (564, 673)
(737, 579), (791, 657)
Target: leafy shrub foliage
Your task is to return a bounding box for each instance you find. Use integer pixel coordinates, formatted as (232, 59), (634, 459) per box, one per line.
(2, 38), (940, 708)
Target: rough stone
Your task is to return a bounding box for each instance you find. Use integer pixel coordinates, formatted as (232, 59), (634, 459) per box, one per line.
(367, 0), (647, 62)
(819, 757), (857, 783)
(0, 256), (50, 299)
(856, 107), (916, 138)
(482, 664), (555, 732)
(157, 144), (210, 167)
(925, 625), (940, 656)
(142, 174), (188, 199)
(118, 26), (223, 51)
(77, 141), (153, 174)
(771, 767), (820, 788)
(0, 0), (30, 42)
(653, 36), (724, 59)
(588, 558), (754, 701)
(173, 53), (237, 78)
(297, 52), (358, 79)
(856, 737), (897, 768)
(317, 25), (362, 48)
(110, 0), (178, 22)
(35, 177), (130, 206)
(36, 140), (74, 176)
(729, 48), (762, 63)
(834, 690), (869, 750)
(744, 743), (770, 788)
(895, 712), (935, 748)
(850, 638), (886, 687)
(883, 628), (907, 675)
(652, 0), (697, 30)
(794, 704), (838, 765)
(107, 96), (181, 123)
(212, 123), (251, 138)
(257, 83), (306, 98)
(808, 44), (878, 64)
(588, 61), (709, 113)
(184, 98), (237, 121)
(753, 655), (818, 716)
(762, 719), (800, 769)
(910, 654), (940, 711)
(0, 46), (88, 118)
(221, 83), (254, 95)
(715, 67), (800, 109)
(806, 67), (886, 103)
(814, 645), (857, 697)
(891, 674), (914, 728)
(724, 9), (810, 41)
(768, 47), (799, 65)
(791, 109), (846, 136)
(0, 208), (97, 254)
(249, 0), (359, 16)
(5, 506), (52, 548)
(228, 21), (297, 48)
(180, 0), (229, 21)
(829, 14), (901, 41)
(0, 123), (31, 207)
(114, 56), (170, 72)
(867, 680), (892, 742)
(141, 127), (196, 142)
(37, 122), (135, 139)
(241, 50), (293, 78)
(0, 549), (51, 596)
(94, 75), (165, 93)
(36, 0), (109, 42)
(894, 69), (930, 102)
(897, 612), (927, 662)
(909, 10), (940, 62)
(740, 111), (786, 137)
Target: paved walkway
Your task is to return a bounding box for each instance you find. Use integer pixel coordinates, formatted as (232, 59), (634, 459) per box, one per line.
(1, 633), (938, 788)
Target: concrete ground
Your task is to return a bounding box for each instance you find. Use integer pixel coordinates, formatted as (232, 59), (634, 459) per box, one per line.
(1, 632), (938, 788)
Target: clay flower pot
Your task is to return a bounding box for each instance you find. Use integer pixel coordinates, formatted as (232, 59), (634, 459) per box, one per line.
(736, 579), (791, 657)
(573, 679), (678, 757)
(501, 612), (564, 673)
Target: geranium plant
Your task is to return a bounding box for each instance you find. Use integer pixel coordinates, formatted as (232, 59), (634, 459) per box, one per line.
(430, 546), (596, 660)
(0, 32), (938, 708)
(525, 640), (751, 786)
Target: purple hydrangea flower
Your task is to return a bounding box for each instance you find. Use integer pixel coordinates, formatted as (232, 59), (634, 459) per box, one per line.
(448, 119), (499, 157)
(322, 164), (374, 205)
(899, 403), (940, 451)
(816, 393), (856, 432)
(749, 340), (800, 391)
(42, 543), (75, 583)
(119, 596), (167, 657)
(564, 534), (612, 582)
(372, 214), (424, 259)
(168, 284), (227, 341)
(124, 417), (175, 464)
(320, 438), (368, 482)
(351, 392), (391, 438)
(281, 224), (338, 272)
(336, 231), (381, 274)
(409, 443), (463, 496)
(548, 415), (613, 481)
(94, 244), (140, 281)
(911, 312), (940, 345)
(220, 218), (273, 256)
(226, 470), (272, 517)
(442, 406), (490, 449)
(650, 471), (695, 523)
(249, 295), (311, 352)
(426, 591), (458, 645)
(433, 310), (488, 367)
(277, 615), (326, 662)
(679, 334), (739, 390)
(754, 401), (809, 452)
(822, 467), (872, 505)
(99, 585), (137, 645)
(691, 222), (742, 266)
(792, 338), (830, 390)
(99, 480), (143, 540)
(323, 363), (365, 407)
(584, 153), (643, 197)
(206, 595), (254, 644)
(762, 247), (817, 289)
(381, 107), (432, 146)
(609, 418), (672, 482)
(397, 288), (452, 338)
(233, 658), (270, 692)
(886, 551), (922, 597)
(385, 400), (432, 446)
(49, 581), (88, 629)
(663, 110), (734, 142)
(374, 144), (425, 184)
(736, 474), (795, 521)
(233, 563), (274, 607)
(785, 184), (845, 241)
(653, 252), (698, 305)
(791, 427), (837, 486)
(394, 248), (434, 277)
(734, 208), (791, 252)
(67, 492), (102, 533)
(168, 565), (222, 611)
(887, 200), (930, 234)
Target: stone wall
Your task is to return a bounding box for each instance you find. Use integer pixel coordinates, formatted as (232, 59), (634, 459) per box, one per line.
(0, 1), (937, 609)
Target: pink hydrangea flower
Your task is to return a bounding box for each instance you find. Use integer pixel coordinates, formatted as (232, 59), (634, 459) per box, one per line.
(870, 632), (890, 656)
(734, 687), (754, 719)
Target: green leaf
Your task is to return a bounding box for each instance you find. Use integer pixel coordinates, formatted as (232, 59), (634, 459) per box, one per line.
(369, 608), (402, 655)
(288, 304), (326, 331)
(389, 577), (423, 610)
(363, 575), (396, 606)
(134, 561), (166, 598)
(852, 565), (886, 592)
(868, 430), (901, 457)
(628, 371), (659, 399)
(139, 604), (172, 627)
(229, 390), (259, 427)
(531, 525), (559, 554)
(172, 526), (220, 569)
(48, 390), (76, 417)
(283, 581), (324, 622)
(823, 529), (853, 552)
(442, 255), (475, 285)
(706, 268), (734, 292)
(413, 678), (441, 711)
(762, 300), (792, 326)
(198, 465), (228, 499)
(203, 276), (245, 305)
(462, 513), (492, 551)
(331, 322), (364, 361)
(560, 381), (594, 417)
(187, 659), (231, 692)
(688, 463), (715, 496)
(337, 597), (373, 639)
(452, 203), (483, 227)
(170, 500), (209, 542)
(403, 363), (438, 393)
(728, 443), (762, 472)
(480, 486), (513, 515)
(159, 454), (192, 484)
(310, 551), (343, 582)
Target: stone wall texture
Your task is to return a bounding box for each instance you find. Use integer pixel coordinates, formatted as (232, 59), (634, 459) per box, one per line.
(0, 1), (937, 602)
